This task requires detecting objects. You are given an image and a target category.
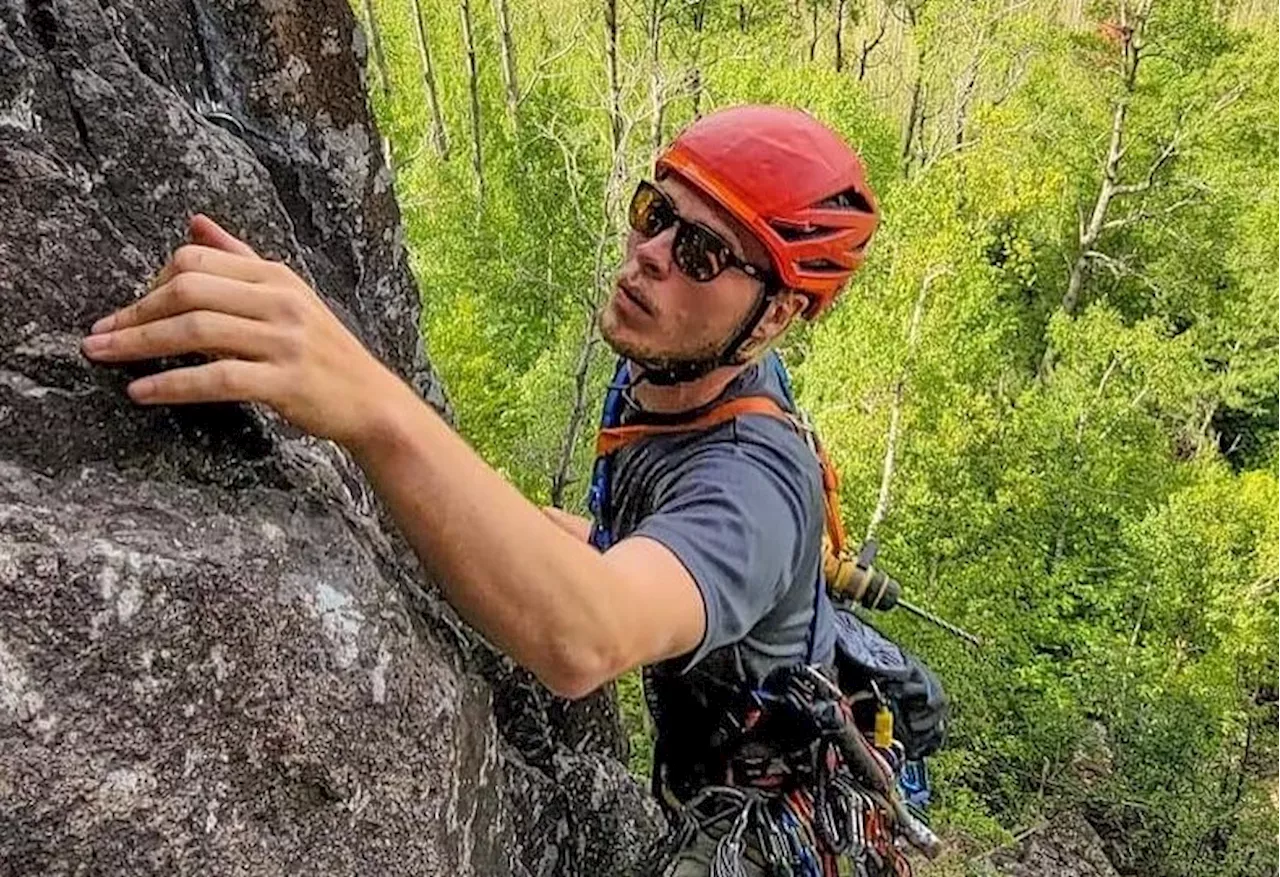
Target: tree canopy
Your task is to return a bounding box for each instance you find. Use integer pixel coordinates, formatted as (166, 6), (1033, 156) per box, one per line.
(353, 0), (1277, 872)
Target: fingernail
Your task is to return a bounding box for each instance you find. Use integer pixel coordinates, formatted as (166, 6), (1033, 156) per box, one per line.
(90, 314), (114, 334)
(127, 378), (155, 403)
(82, 333), (109, 354)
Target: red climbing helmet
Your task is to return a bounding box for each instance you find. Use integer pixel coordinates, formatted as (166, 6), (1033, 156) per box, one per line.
(656, 105), (879, 318)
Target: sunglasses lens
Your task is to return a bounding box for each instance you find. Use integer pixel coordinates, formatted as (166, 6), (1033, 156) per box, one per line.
(674, 224), (729, 282)
(629, 182), (741, 283)
(630, 184), (674, 238)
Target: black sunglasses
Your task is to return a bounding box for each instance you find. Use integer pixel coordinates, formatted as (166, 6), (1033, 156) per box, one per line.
(628, 181), (775, 285)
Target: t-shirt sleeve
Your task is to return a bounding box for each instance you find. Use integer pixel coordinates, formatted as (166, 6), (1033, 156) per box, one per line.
(629, 441), (809, 672)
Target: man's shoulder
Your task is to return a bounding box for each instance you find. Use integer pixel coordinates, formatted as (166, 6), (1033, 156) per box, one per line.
(650, 413), (822, 511)
(613, 355), (822, 506)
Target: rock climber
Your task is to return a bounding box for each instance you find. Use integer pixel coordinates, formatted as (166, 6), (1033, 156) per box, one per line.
(81, 104), (880, 875)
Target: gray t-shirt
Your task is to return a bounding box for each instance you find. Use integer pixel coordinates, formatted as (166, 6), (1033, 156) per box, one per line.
(607, 355), (838, 796)
(610, 355), (837, 686)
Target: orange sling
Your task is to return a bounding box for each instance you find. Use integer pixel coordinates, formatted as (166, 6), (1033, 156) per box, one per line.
(595, 395), (848, 558)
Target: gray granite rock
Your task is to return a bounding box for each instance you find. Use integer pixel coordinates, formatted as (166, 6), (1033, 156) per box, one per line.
(990, 812), (1121, 877)
(0, 0), (662, 873)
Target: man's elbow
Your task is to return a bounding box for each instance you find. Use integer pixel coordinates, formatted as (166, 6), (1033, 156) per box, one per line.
(535, 642), (627, 700)
(540, 671), (605, 701)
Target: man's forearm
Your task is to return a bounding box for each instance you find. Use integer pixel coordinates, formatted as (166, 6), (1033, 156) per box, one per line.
(348, 378), (629, 696)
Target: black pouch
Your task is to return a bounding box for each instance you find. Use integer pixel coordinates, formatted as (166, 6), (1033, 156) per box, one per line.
(831, 607), (949, 759)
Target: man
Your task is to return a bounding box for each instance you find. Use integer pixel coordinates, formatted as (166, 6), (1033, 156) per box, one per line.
(81, 105), (879, 874)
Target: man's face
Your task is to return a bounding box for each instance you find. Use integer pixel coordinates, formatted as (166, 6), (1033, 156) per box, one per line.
(601, 175), (774, 366)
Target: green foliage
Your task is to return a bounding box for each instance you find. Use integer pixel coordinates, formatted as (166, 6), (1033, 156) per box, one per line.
(353, 0), (1277, 871)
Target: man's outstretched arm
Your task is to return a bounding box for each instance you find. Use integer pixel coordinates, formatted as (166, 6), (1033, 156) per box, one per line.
(348, 378), (703, 697)
(81, 215), (703, 698)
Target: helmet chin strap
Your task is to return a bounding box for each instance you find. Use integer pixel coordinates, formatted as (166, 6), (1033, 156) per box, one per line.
(632, 286), (777, 388)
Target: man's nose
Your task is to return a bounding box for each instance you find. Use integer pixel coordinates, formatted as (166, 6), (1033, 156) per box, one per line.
(631, 227), (675, 280)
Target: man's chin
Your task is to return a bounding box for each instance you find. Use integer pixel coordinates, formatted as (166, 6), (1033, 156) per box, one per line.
(600, 306), (723, 365)
(599, 327), (645, 362)
(600, 333), (717, 370)
(599, 306), (644, 359)
(600, 322), (654, 364)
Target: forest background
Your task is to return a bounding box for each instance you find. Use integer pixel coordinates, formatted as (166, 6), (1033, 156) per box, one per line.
(347, 0), (1277, 873)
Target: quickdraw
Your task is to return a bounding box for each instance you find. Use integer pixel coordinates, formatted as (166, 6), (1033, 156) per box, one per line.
(648, 664), (936, 877)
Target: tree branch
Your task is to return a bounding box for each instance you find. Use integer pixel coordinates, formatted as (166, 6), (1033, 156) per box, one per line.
(857, 2), (889, 81)
(518, 23), (588, 107)
(1100, 192), (1200, 231)
(865, 266), (949, 543)
(528, 118), (594, 240)
(1110, 137), (1179, 196)
(550, 311), (603, 508)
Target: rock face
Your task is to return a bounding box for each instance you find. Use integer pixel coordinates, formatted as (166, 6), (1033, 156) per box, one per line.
(0, 1), (661, 874)
(990, 812), (1121, 877)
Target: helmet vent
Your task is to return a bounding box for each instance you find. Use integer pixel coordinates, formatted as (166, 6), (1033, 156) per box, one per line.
(819, 188), (873, 213)
(769, 221), (829, 243)
(797, 258), (845, 274)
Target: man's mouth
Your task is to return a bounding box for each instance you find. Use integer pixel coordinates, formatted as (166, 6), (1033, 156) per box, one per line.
(617, 281), (654, 317)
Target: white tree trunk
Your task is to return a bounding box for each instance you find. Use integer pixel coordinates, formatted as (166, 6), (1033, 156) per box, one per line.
(835, 0), (847, 71)
(460, 0), (485, 201)
(648, 0), (669, 156)
(493, 0), (520, 124)
(604, 0), (623, 153)
(866, 268), (945, 543)
(411, 0), (450, 159)
(360, 0), (391, 99)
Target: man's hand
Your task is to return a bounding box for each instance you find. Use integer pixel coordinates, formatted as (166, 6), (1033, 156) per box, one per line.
(81, 214), (407, 449)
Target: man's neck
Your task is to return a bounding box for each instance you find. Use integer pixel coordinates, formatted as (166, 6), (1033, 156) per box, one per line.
(630, 361), (751, 414)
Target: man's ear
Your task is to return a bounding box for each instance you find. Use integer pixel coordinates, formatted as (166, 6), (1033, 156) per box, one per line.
(743, 290), (807, 355)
